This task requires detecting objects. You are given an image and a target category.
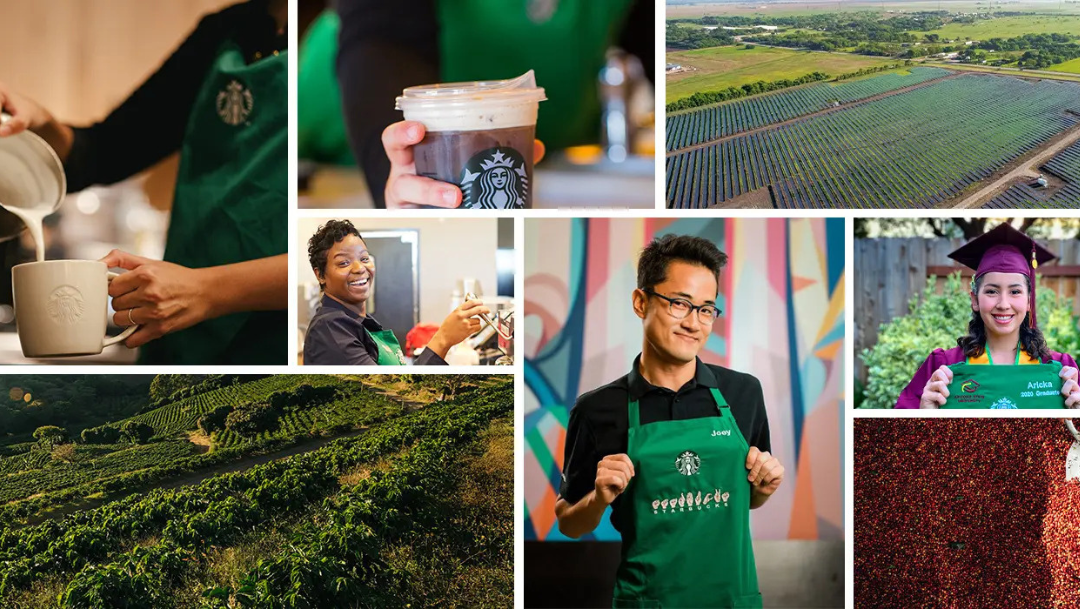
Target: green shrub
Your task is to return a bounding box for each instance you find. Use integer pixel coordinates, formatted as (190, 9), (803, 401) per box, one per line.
(225, 402), (279, 436)
(860, 273), (1080, 409)
(197, 405), (233, 435)
(120, 421), (155, 444)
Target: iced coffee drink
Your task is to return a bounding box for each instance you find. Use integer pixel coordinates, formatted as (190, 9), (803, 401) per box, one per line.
(396, 71), (546, 209)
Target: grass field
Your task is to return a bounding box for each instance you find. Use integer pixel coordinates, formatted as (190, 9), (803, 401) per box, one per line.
(916, 15), (1080, 39)
(927, 60), (1080, 80)
(1048, 56), (1080, 73)
(668, 1), (1080, 18)
(667, 44), (895, 102)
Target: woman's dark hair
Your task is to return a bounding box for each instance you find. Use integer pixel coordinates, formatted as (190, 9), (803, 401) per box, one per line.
(957, 274), (1050, 361)
(307, 219), (362, 288)
(637, 234), (728, 292)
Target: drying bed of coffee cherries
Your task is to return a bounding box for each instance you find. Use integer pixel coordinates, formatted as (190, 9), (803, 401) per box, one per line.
(855, 418), (1080, 608)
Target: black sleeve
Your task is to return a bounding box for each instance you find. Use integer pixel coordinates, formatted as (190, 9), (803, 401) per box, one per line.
(305, 315), (377, 366)
(64, 1), (265, 192)
(558, 400), (599, 505)
(336, 0), (440, 208)
(413, 348), (447, 366)
(746, 376), (771, 454)
(618, 0), (655, 86)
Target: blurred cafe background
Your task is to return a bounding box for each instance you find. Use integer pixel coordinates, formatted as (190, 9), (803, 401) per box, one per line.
(297, 217), (515, 366)
(296, 0), (656, 209)
(0, 0), (236, 363)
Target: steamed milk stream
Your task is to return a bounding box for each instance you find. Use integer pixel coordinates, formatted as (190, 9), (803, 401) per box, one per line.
(3, 205), (48, 262)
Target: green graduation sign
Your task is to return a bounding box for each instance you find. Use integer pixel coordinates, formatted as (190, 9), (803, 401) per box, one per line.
(944, 362), (1066, 409)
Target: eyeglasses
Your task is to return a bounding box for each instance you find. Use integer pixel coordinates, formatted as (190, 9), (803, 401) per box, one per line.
(643, 289), (720, 324)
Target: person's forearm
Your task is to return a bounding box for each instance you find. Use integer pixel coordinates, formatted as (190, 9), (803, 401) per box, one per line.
(555, 492), (609, 538)
(204, 254), (287, 317)
(750, 488), (771, 509)
(40, 121), (74, 162)
(426, 332), (451, 359)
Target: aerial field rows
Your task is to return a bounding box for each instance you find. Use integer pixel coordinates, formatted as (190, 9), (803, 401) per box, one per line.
(666, 73), (1080, 208)
(666, 67), (951, 152)
(982, 140), (1080, 207)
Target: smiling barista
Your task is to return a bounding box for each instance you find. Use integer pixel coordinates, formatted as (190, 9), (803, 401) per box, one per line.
(555, 235), (783, 609)
(303, 219), (489, 365)
(0, 0), (288, 364)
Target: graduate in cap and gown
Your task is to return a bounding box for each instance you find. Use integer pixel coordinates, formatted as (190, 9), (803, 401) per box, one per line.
(895, 222), (1080, 409)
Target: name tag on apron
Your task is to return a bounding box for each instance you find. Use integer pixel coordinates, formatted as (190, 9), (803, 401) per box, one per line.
(944, 362), (1065, 409)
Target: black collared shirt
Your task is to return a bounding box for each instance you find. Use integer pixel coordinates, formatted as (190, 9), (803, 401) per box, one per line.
(560, 355), (770, 532)
(303, 294), (446, 366)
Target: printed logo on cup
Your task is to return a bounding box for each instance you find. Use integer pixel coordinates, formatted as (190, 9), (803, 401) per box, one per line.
(460, 148), (528, 209)
(217, 80), (253, 126)
(47, 286), (85, 325)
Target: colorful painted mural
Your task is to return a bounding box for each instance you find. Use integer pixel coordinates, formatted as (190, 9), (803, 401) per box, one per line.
(524, 218), (845, 541)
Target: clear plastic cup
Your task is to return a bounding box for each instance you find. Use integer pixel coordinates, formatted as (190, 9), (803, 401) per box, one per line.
(396, 71), (546, 209)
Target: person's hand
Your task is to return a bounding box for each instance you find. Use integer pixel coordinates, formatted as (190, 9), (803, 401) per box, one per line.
(0, 82), (54, 137)
(101, 249), (214, 349)
(1060, 366), (1080, 408)
(426, 299), (490, 357)
(595, 454), (635, 506)
(382, 120), (545, 209)
(920, 365), (954, 409)
(746, 447), (783, 497)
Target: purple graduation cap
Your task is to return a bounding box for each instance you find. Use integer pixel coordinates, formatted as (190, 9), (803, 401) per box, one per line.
(947, 223), (1056, 328)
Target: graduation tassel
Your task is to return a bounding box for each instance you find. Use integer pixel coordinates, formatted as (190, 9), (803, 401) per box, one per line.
(1032, 244), (1038, 270)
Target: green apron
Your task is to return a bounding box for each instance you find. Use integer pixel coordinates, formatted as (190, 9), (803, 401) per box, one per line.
(141, 42), (287, 365)
(613, 388), (762, 608)
(298, 10), (355, 166)
(436, 0), (633, 149)
(945, 360), (1065, 409)
(368, 327), (407, 366)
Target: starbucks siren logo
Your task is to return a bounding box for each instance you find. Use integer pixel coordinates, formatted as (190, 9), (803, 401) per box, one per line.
(47, 286), (84, 325)
(216, 80), (253, 126)
(991, 397), (1018, 409)
(675, 450), (701, 476)
(459, 148), (528, 209)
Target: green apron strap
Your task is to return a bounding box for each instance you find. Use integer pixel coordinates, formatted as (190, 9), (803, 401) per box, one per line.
(709, 387), (729, 411)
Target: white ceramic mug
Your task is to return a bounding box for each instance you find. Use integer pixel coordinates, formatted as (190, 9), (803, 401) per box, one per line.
(12, 260), (138, 357)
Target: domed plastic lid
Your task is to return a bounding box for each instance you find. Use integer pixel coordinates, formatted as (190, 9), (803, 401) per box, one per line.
(396, 70), (546, 111)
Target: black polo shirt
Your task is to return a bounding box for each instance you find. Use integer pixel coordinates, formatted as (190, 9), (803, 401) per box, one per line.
(303, 294), (446, 366)
(559, 356), (771, 532)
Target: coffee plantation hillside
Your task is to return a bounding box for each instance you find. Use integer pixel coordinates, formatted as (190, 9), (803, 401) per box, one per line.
(0, 375), (486, 525)
(0, 375), (512, 609)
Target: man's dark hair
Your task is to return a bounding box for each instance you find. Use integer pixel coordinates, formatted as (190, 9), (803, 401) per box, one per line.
(637, 234), (728, 292)
(308, 219), (363, 287)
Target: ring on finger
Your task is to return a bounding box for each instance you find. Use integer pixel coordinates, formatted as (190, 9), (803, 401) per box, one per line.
(127, 308), (136, 326)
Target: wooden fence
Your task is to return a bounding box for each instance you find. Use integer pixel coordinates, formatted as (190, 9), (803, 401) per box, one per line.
(855, 237), (1080, 383)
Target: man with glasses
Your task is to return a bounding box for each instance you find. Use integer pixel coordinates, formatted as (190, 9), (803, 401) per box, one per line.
(555, 234), (782, 608)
